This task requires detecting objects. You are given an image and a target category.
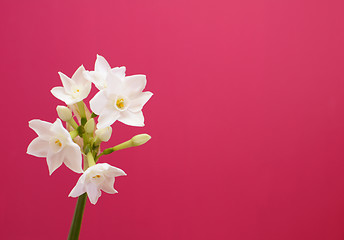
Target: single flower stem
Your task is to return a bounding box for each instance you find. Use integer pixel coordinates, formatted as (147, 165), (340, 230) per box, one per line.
(83, 133), (89, 147)
(87, 151), (96, 167)
(67, 118), (79, 129)
(95, 152), (103, 163)
(70, 130), (79, 139)
(76, 101), (86, 123)
(101, 140), (132, 156)
(112, 140), (132, 151)
(84, 154), (89, 170)
(67, 193), (87, 240)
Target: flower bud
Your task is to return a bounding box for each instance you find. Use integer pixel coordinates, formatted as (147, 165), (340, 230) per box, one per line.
(103, 134), (151, 154)
(95, 126), (112, 142)
(56, 106), (72, 121)
(112, 134), (151, 151)
(84, 118), (95, 134)
(131, 134), (151, 146)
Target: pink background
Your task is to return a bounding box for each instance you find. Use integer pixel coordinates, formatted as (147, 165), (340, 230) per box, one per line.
(1, 0), (344, 239)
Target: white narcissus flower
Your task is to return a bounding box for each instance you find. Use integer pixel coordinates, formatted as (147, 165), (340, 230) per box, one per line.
(69, 163), (126, 204)
(27, 118), (83, 175)
(84, 54), (126, 90)
(90, 70), (153, 128)
(51, 65), (91, 105)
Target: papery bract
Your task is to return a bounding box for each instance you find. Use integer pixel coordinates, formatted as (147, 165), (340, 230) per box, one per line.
(90, 70), (153, 128)
(84, 55), (126, 90)
(27, 118), (83, 175)
(69, 163), (126, 204)
(51, 65), (91, 105)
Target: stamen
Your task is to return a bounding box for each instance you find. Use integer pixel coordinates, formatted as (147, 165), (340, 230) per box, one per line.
(72, 89), (80, 98)
(55, 139), (62, 147)
(92, 175), (101, 179)
(116, 98), (125, 109)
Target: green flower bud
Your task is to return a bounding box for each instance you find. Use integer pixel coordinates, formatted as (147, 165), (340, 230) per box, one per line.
(112, 134), (151, 151)
(84, 118), (95, 134)
(131, 134), (152, 146)
(101, 134), (152, 156)
(56, 106), (72, 121)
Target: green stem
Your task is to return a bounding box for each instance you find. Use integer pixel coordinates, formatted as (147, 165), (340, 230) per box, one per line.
(70, 130), (78, 139)
(95, 152), (103, 163)
(87, 151), (96, 167)
(76, 101), (86, 125)
(68, 118), (79, 129)
(67, 193), (87, 240)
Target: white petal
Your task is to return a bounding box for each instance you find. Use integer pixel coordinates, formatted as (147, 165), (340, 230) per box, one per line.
(51, 87), (78, 105)
(72, 65), (87, 85)
(89, 90), (109, 114)
(112, 66), (126, 79)
(97, 110), (120, 129)
(118, 110), (145, 127)
(106, 71), (123, 95)
(69, 175), (86, 197)
(128, 91), (153, 112)
(27, 137), (49, 157)
(63, 145), (83, 173)
(88, 72), (107, 90)
(95, 55), (111, 73)
(58, 72), (73, 94)
(79, 81), (92, 101)
(106, 164), (127, 177)
(100, 178), (117, 194)
(29, 119), (52, 140)
(122, 75), (146, 97)
(86, 183), (102, 204)
(50, 118), (69, 136)
(83, 70), (93, 82)
(46, 151), (64, 175)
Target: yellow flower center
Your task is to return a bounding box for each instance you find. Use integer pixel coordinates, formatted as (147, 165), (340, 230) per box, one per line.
(49, 137), (64, 153)
(72, 89), (81, 99)
(116, 98), (125, 109)
(92, 175), (101, 179)
(55, 139), (62, 147)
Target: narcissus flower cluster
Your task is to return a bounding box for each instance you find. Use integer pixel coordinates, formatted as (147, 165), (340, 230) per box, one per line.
(27, 55), (153, 205)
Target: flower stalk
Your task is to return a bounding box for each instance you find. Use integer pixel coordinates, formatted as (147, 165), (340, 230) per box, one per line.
(27, 55), (153, 239)
(67, 193), (87, 240)
(70, 130), (79, 139)
(76, 101), (87, 125)
(87, 151), (96, 167)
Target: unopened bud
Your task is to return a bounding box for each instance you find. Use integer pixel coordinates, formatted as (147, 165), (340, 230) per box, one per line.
(104, 133), (152, 154)
(84, 118), (95, 134)
(56, 106), (72, 121)
(131, 134), (151, 146)
(95, 126), (112, 142)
